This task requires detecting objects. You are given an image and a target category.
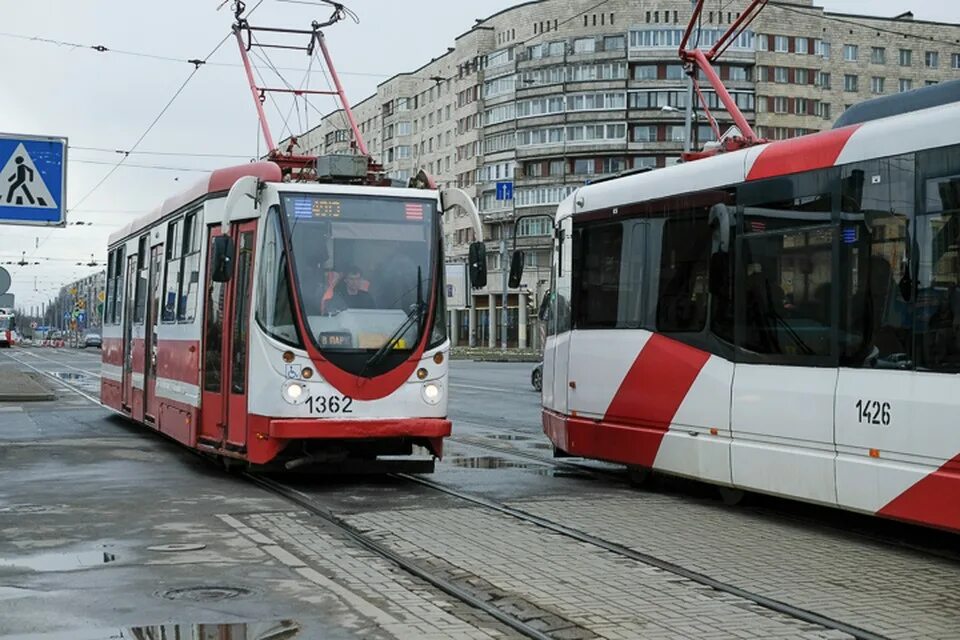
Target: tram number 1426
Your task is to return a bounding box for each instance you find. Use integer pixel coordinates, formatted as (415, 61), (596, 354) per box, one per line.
(305, 395), (354, 415)
(856, 399), (891, 426)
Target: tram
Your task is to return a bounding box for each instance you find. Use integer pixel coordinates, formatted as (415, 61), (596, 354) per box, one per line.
(100, 162), (484, 470)
(0, 309), (14, 347)
(537, 98), (960, 532)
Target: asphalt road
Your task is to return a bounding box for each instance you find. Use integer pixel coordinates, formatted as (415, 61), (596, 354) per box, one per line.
(447, 360), (542, 435)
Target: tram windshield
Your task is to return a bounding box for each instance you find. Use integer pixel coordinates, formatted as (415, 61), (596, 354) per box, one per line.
(0, 316), (10, 331)
(280, 193), (437, 355)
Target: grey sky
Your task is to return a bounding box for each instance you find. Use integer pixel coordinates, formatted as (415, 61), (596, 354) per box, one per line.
(0, 0), (957, 311)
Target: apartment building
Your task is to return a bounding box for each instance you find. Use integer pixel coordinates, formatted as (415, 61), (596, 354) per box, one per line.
(284, 0), (960, 349)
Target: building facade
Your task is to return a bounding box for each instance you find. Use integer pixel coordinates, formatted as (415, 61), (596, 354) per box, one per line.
(284, 0), (960, 349)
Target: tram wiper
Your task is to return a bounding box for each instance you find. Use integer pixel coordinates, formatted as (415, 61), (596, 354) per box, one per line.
(360, 267), (424, 376)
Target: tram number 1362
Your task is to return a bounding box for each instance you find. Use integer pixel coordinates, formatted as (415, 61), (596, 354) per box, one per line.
(305, 395), (354, 415)
(855, 399), (891, 426)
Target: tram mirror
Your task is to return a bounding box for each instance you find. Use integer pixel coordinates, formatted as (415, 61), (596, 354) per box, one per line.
(538, 290), (552, 321)
(508, 250), (525, 288)
(468, 242), (487, 289)
(211, 235), (235, 282)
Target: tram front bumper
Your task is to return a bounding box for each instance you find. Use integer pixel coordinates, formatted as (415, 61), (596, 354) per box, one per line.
(264, 416), (451, 440)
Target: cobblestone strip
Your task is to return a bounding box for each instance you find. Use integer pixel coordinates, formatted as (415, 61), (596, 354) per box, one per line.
(346, 506), (852, 640)
(223, 512), (519, 640)
(510, 495), (960, 640)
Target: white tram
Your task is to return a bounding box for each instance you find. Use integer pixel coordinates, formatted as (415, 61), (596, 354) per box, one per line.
(537, 98), (960, 532)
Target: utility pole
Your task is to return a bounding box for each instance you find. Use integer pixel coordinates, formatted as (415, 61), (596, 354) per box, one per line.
(683, 75), (694, 153)
(500, 221), (508, 350)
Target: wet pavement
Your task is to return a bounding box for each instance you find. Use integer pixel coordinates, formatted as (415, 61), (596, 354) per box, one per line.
(1, 348), (959, 640)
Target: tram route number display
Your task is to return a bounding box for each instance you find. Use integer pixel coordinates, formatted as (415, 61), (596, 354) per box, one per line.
(855, 399), (891, 426)
(305, 394), (354, 415)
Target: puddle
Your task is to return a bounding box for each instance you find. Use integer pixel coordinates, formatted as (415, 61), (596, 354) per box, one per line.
(0, 549), (116, 572)
(445, 454), (558, 475)
(51, 372), (90, 381)
(485, 433), (531, 441)
(16, 620), (303, 640)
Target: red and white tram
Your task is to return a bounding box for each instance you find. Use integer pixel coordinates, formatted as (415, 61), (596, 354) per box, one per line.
(0, 309), (15, 348)
(539, 99), (960, 532)
(100, 162), (483, 470)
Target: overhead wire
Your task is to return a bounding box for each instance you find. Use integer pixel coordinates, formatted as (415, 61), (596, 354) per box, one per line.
(0, 30), (388, 78)
(18, 0), (269, 292)
(69, 145), (252, 159)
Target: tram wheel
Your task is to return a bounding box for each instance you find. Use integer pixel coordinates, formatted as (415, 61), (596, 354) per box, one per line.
(627, 465), (650, 487)
(718, 487), (745, 506)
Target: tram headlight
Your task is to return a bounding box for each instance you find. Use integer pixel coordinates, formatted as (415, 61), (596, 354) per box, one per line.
(421, 381), (442, 405)
(282, 381), (307, 405)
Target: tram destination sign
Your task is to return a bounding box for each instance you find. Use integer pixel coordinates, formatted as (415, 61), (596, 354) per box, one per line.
(0, 132), (67, 227)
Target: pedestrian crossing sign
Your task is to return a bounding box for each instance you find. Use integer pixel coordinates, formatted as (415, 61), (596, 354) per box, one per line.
(0, 133), (66, 227)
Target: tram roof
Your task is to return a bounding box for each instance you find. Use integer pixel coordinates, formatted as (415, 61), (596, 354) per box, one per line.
(108, 162), (282, 245)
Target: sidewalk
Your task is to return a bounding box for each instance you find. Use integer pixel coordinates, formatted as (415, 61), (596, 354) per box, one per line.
(0, 370), (56, 402)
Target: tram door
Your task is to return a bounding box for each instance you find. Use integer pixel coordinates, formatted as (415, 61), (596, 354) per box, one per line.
(121, 254), (138, 411)
(143, 244), (164, 423)
(200, 222), (257, 453)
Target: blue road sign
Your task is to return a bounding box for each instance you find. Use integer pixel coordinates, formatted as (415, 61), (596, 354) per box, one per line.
(36, 326), (48, 332)
(495, 181), (513, 201)
(62, 312), (70, 321)
(0, 133), (67, 227)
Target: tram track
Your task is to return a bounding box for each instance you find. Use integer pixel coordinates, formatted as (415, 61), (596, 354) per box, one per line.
(447, 431), (960, 565)
(244, 472), (556, 640)
(387, 469), (889, 640)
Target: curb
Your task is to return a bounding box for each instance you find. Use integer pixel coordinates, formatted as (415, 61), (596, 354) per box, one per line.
(0, 373), (57, 402)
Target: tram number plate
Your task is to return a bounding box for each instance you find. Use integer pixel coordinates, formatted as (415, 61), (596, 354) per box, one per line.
(855, 399), (890, 426)
(305, 395), (354, 415)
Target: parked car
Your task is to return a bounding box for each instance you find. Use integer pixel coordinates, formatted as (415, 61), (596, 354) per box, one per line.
(83, 333), (102, 349)
(531, 363), (542, 392)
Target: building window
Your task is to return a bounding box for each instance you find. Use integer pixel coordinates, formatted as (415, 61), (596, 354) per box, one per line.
(795, 98), (808, 114)
(549, 160), (564, 176)
(604, 35), (625, 51)
(925, 51), (939, 68)
(795, 68), (809, 84)
(633, 64), (657, 80)
(871, 77), (885, 94)
(844, 74), (859, 92)
(632, 125), (657, 142)
(953, 53), (960, 69)
(573, 158), (595, 175)
(795, 37), (808, 54)
(817, 71), (831, 89)
(899, 49), (913, 66)
(773, 96), (788, 114)
(665, 64), (685, 80)
(573, 38), (596, 54)
(899, 78), (913, 93)
(774, 66), (788, 83)
(844, 44), (858, 62)
(774, 35), (789, 52)
(818, 40), (831, 58)
(729, 66), (749, 81)
(871, 47), (886, 64)
(817, 102), (831, 119)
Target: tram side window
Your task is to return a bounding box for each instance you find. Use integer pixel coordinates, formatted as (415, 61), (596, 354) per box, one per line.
(133, 236), (148, 325)
(737, 171), (836, 364)
(112, 247), (125, 325)
(105, 250), (116, 325)
(656, 209), (712, 333)
(255, 208), (301, 347)
(231, 231), (255, 394)
(839, 155), (915, 368)
(162, 219), (183, 323)
(916, 144), (960, 372)
(572, 222), (622, 329)
(178, 211), (202, 323)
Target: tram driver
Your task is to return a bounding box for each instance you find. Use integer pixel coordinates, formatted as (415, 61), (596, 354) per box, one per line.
(324, 265), (376, 314)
